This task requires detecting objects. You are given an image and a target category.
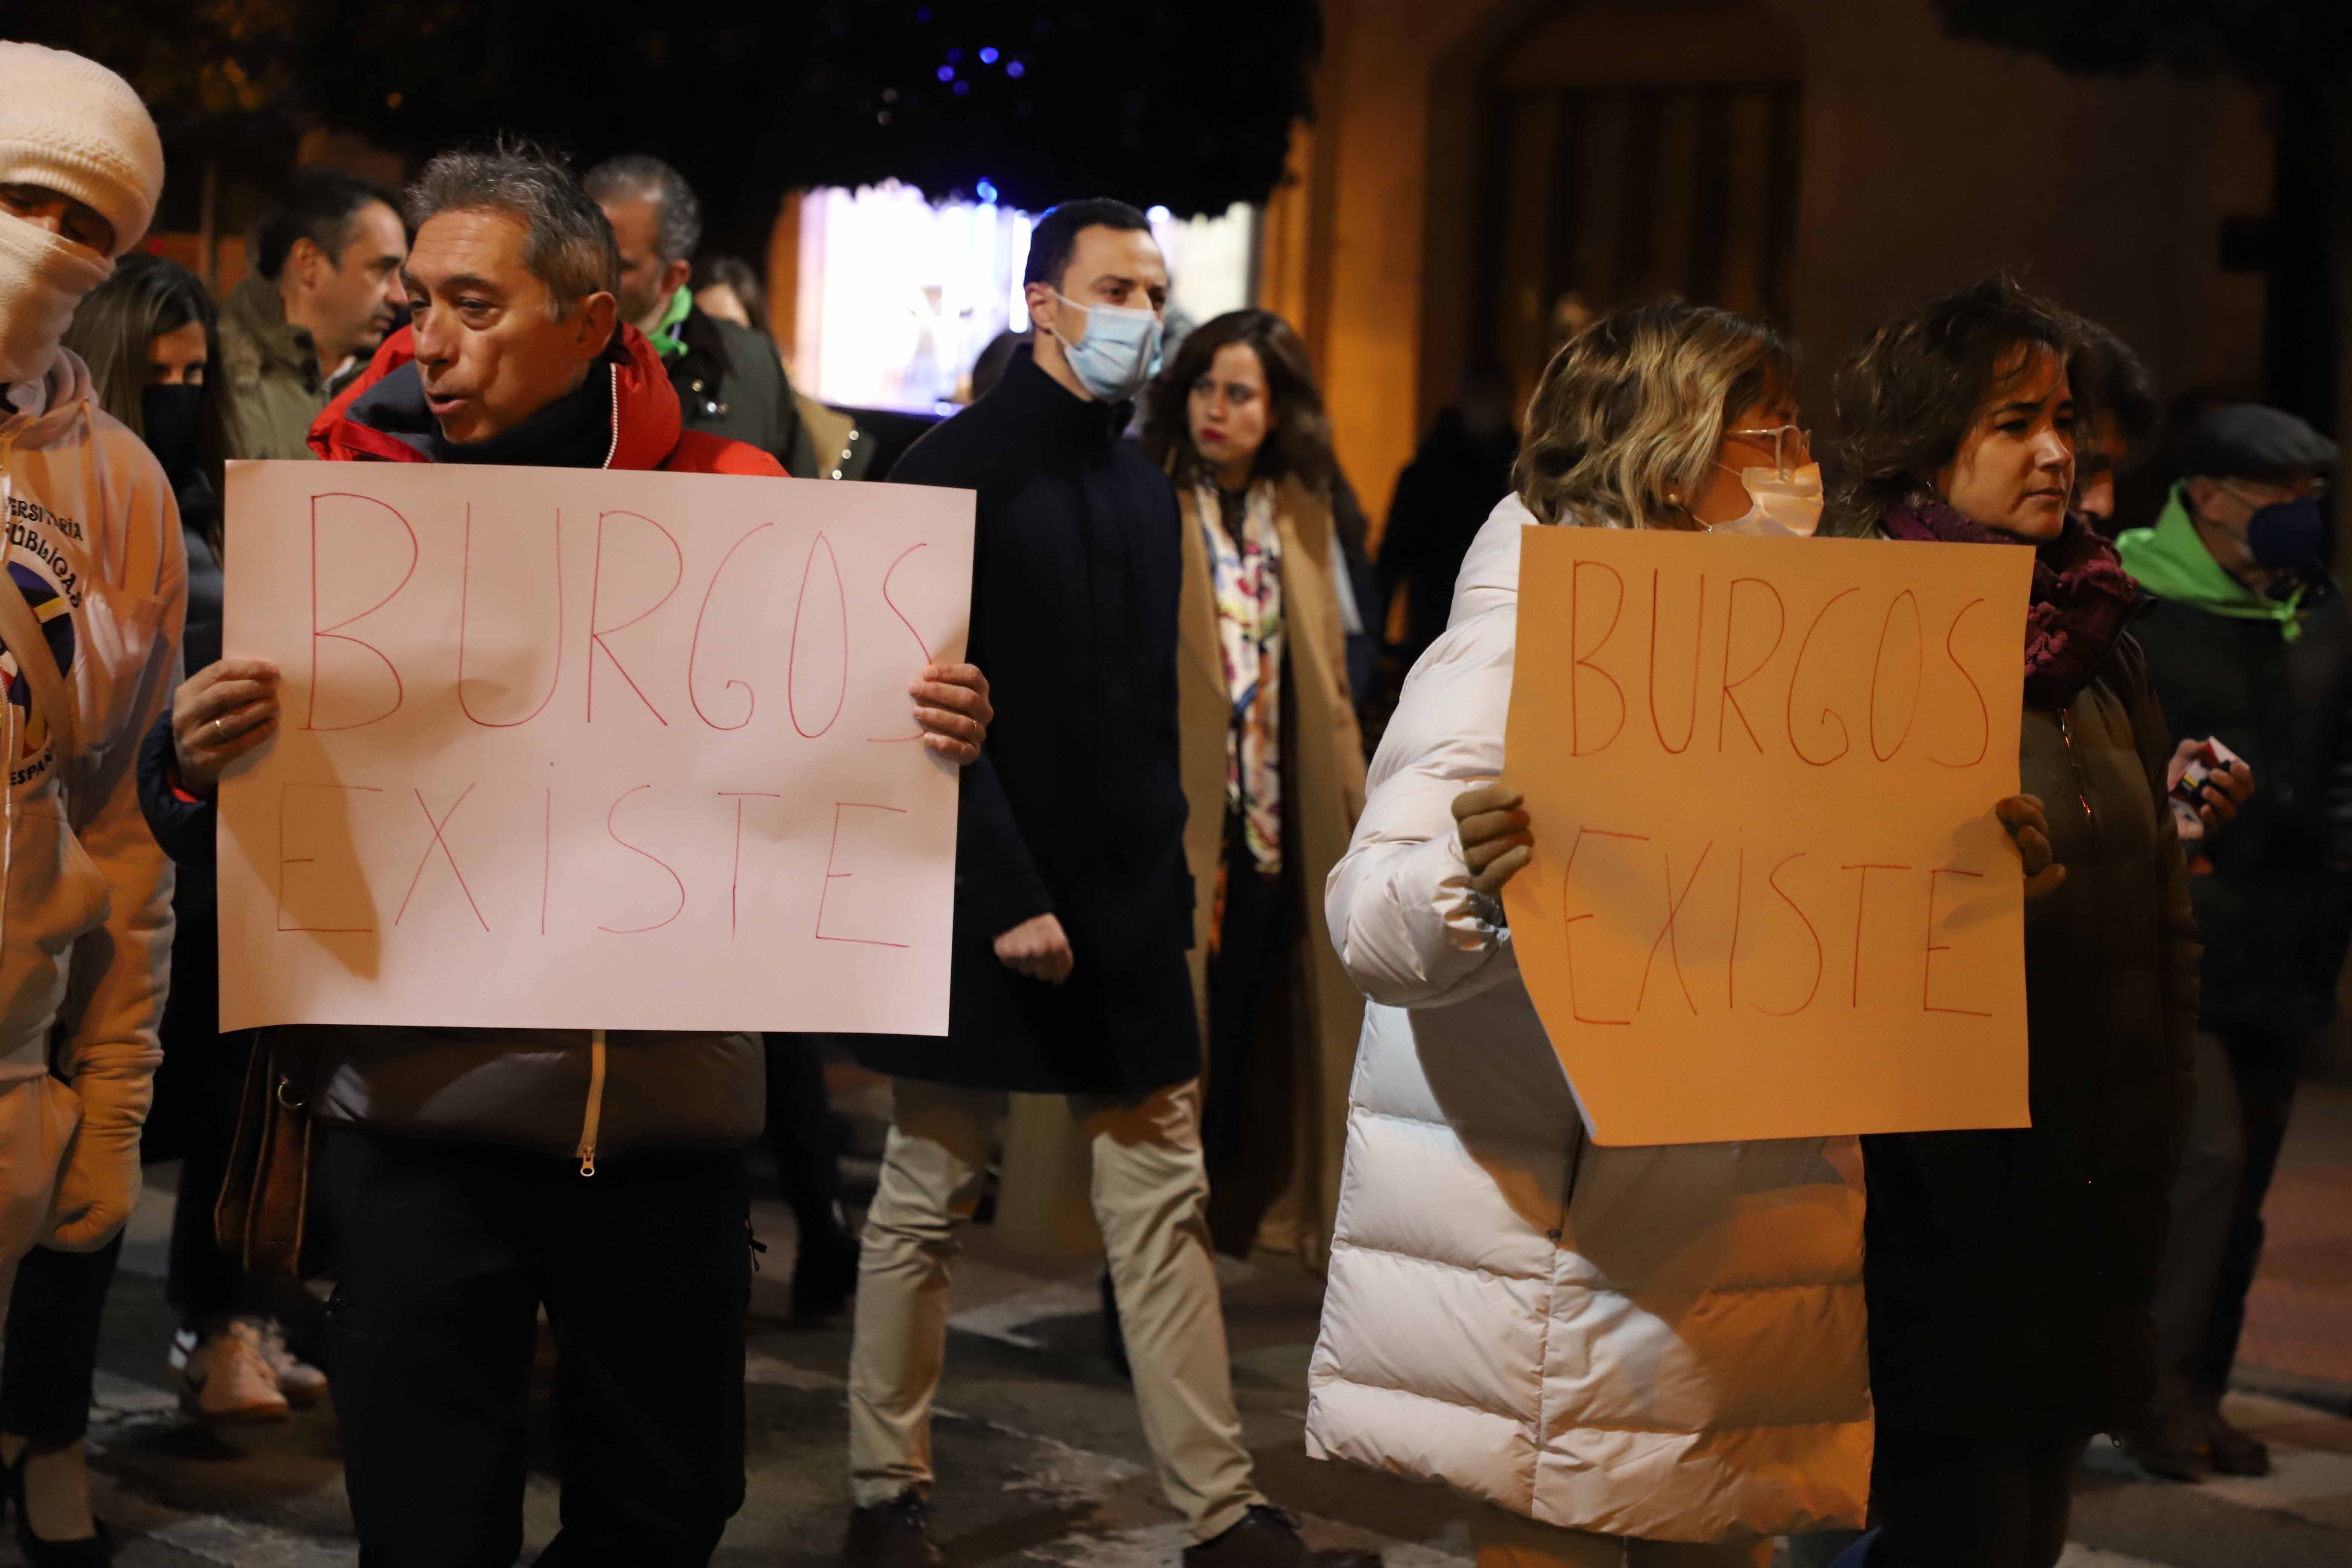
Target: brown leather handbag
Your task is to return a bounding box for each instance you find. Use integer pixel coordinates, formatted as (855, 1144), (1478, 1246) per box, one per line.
(214, 1029), (325, 1278)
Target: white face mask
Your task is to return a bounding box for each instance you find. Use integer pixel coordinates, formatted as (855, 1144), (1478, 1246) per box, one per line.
(1052, 289), (1163, 403)
(1707, 460), (1824, 537)
(0, 214), (112, 386)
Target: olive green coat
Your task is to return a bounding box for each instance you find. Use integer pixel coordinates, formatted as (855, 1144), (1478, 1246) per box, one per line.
(217, 275), (329, 461)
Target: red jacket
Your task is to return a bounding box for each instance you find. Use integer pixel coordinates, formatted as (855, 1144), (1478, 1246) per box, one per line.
(308, 321), (785, 478)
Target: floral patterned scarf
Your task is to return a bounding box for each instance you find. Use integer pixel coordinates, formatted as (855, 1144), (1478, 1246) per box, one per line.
(1198, 479), (1284, 885)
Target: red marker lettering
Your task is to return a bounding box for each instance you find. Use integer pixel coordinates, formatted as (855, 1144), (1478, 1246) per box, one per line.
(1932, 597), (1992, 769)
(718, 790), (782, 938)
(1717, 577), (1783, 753)
(1841, 862), (1913, 1006)
(1923, 867), (1993, 1017)
(307, 493), (417, 732)
(1786, 587), (1859, 766)
(1755, 853), (1823, 1017)
(790, 532), (851, 740)
(688, 520), (774, 732)
(586, 510), (683, 726)
(597, 784), (687, 934)
(1558, 827), (1648, 1025)
(1648, 570), (1705, 755)
(1634, 842), (1712, 1015)
(456, 505), (563, 728)
(276, 782), (385, 933)
(394, 784), (488, 931)
(815, 802), (913, 947)
(1868, 589), (1923, 763)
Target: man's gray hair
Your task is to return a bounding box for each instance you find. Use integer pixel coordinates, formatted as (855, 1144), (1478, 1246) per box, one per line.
(582, 155), (703, 267)
(403, 140), (620, 316)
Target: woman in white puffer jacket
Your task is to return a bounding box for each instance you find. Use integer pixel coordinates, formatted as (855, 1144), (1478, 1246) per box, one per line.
(1303, 303), (1874, 1566)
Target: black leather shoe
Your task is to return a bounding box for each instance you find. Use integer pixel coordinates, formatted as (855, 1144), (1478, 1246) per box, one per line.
(3, 1451), (115, 1565)
(843, 1490), (948, 1567)
(1183, 1505), (1381, 1567)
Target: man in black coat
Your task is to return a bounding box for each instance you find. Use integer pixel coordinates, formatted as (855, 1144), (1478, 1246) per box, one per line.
(843, 201), (1375, 1568)
(2115, 404), (2352, 1479)
(1374, 363), (1518, 671)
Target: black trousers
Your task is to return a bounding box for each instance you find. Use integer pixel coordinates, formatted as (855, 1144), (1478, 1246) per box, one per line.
(321, 1129), (751, 1568)
(0, 1028), (253, 1444)
(1199, 833), (1296, 1256)
(761, 1034), (848, 1246)
(1868, 1430), (2088, 1568)
(2193, 1028), (2304, 1393)
(0, 1236), (123, 1443)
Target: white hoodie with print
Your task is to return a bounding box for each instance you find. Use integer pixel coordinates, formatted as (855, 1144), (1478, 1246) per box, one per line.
(0, 345), (185, 1298)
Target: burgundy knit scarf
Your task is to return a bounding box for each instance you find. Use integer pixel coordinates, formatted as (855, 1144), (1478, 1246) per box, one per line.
(1880, 493), (2138, 709)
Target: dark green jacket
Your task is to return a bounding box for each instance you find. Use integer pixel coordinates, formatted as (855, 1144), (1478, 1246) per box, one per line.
(2119, 492), (2352, 1037)
(664, 304), (874, 481)
(1864, 633), (2200, 1437)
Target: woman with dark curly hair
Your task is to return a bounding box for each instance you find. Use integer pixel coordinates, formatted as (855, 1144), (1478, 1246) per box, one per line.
(1136, 308), (1369, 1266)
(1825, 278), (2200, 1568)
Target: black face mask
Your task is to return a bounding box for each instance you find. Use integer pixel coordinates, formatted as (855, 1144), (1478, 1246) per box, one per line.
(139, 382), (204, 479)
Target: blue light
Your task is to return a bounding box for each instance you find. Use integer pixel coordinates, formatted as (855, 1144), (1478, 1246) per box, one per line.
(979, 46), (999, 64)
(946, 46), (962, 62)
(1147, 205), (1172, 224)
(914, 6), (931, 19)
(953, 79), (970, 95)
(936, 64), (955, 81)
(1006, 60), (1024, 78)
(977, 179), (998, 204)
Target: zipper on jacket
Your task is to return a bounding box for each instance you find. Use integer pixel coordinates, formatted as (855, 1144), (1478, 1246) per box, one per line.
(577, 1029), (608, 1176)
(2057, 709), (2102, 862)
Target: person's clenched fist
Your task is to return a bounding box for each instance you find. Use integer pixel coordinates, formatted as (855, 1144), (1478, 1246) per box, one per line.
(1454, 782), (1533, 898)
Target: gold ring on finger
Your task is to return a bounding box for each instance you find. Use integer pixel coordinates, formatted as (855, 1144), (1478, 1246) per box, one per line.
(213, 718), (226, 743)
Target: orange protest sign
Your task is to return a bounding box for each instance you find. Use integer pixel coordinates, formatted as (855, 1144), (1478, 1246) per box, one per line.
(1501, 524), (2033, 1146)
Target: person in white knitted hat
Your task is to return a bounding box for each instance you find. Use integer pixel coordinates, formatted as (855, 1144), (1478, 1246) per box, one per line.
(0, 30), (187, 1350)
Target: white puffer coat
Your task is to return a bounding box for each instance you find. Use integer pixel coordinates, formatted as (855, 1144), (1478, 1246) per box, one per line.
(1303, 499), (1871, 1540)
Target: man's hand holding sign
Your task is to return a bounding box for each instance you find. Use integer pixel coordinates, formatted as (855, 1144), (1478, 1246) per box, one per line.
(1492, 525), (2037, 1145)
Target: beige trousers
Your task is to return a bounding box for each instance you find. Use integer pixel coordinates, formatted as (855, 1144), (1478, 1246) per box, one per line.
(847, 1078), (1261, 1543)
(1472, 1507), (1773, 1568)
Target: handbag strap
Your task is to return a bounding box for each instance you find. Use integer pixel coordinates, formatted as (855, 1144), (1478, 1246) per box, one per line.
(0, 574), (74, 763)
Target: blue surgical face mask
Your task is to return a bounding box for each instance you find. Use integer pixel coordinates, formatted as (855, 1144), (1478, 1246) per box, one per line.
(2222, 484), (2328, 570)
(1053, 290), (1162, 403)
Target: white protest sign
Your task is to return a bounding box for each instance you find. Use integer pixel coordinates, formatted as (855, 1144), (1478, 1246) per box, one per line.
(216, 460), (973, 1035)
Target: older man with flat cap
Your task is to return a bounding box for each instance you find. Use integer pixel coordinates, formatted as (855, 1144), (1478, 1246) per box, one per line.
(2116, 404), (2346, 1481)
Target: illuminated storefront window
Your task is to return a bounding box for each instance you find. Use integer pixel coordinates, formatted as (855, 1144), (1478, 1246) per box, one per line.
(792, 181), (1256, 413)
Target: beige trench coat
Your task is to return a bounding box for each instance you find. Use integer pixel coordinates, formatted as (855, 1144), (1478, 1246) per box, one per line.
(1176, 477), (1367, 1267)
(994, 477), (1368, 1270)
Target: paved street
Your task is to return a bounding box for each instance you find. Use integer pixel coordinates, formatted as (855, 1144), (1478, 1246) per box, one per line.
(17, 1079), (2352, 1567)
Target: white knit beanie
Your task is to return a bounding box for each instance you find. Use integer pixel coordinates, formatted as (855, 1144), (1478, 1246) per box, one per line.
(0, 41), (165, 257)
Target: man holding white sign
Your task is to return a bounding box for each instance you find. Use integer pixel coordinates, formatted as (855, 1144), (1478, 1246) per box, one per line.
(205, 143), (990, 1568)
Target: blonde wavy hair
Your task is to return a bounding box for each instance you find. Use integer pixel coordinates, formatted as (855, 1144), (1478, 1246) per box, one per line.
(1513, 300), (1793, 530)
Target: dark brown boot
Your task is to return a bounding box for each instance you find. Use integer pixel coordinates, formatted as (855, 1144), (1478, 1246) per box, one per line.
(2201, 1398), (2272, 1476)
(1183, 1505), (1382, 1567)
(2118, 1393), (2211, 1483)
(843, 1490), (948, 1567)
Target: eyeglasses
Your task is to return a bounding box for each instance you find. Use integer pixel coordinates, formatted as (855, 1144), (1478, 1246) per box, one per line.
(1723, 424), (1813, 480)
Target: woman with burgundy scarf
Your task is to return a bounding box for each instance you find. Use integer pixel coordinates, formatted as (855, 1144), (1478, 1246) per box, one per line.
(1821, 278), (2200, 1568)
